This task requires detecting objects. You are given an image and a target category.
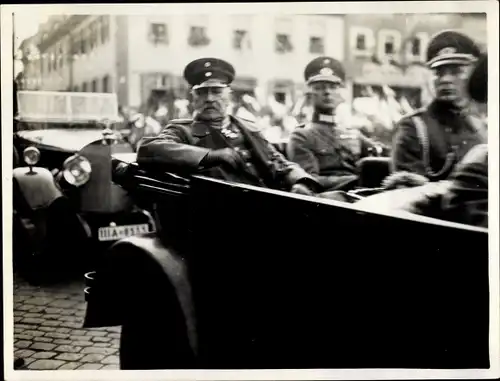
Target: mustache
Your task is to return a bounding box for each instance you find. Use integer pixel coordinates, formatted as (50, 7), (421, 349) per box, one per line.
(202, 103), (221, 110)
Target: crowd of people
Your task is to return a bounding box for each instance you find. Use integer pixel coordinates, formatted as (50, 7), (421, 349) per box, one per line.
(124, 81), (417, 150)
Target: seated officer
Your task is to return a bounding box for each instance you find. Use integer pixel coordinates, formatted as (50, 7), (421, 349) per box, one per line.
(287, 57), (385, 193)
(391, 30), (486, 182)
(137, 58), (320, 196)
(357, 53), (488, 228)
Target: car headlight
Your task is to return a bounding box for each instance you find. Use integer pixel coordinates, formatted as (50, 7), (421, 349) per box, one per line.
(23, 146), (40, 166)
(62, 154), (92, 187)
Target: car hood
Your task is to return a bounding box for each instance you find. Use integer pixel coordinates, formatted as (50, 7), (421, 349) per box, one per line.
(16, 129), (106, 152)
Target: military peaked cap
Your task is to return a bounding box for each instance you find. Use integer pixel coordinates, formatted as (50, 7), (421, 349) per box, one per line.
(183, 57), (235, 90)
(426, 30), (481, 69)
(304, 56), (345, 85)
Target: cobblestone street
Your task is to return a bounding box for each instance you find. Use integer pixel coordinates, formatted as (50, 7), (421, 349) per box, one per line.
(13, 274), (120, 370)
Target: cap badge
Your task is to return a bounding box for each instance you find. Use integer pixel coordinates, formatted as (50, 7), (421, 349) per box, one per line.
(438, 47), (457, 56)
(320, 67), (334, 76)
(323, 59), (331, 64)
(204, 62), (211, 67)
(205, 72), (212, 77)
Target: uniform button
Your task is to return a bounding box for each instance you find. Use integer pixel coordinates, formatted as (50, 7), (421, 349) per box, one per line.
(246, 163), (252, 167)
(462, 140), (467, 145)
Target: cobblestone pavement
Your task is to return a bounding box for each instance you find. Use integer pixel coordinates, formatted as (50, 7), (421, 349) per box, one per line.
(13, 274), (120, 370)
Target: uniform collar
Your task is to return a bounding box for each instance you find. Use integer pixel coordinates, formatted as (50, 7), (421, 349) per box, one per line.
(192, 114), (231, 137)
(312, 109), (335, 125)
(430, 99), (484, 134)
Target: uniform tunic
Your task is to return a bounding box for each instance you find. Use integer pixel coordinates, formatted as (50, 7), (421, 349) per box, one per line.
(287, 117), (381, 191)
(391, 100), (487, 181)
(137, 115), (319, 191)
(441, 143), (488, 227)
(356, 143), (488, 228)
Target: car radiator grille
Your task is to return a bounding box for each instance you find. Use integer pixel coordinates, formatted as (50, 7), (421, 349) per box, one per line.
(78, 142), (135, 214)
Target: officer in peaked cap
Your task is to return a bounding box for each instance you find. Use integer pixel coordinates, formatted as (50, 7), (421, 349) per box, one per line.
(391, 29), (487, 183)
(426, 30), (481, 70)
(183, 57), (236, 90)
(287, 56), (385, 195)
(358, 53), (489, 228)
(304, 56), (346, 87)
(137, 57), (321, 198)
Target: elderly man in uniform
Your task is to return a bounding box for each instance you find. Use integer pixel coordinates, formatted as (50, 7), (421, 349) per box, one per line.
(391, 30), (486, 184)
(137, 58), (321, 196)
(287, 57), (386, 193)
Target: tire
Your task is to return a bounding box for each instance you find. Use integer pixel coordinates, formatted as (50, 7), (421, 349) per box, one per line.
(116, 247), (196, 370)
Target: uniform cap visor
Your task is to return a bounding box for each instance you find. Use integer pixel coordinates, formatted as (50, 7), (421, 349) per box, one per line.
(427, 53), (477, 69)
(192, 82), (228, 90)
(306, 74), (342, 85)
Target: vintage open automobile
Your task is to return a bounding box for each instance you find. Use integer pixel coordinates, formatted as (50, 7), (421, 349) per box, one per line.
(13, 91), (156, 283)
(83, 151), (489, 370)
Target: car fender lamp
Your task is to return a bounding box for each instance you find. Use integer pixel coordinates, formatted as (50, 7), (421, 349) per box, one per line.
(23, 146), (41, 173)
(62, 154), (92, 187)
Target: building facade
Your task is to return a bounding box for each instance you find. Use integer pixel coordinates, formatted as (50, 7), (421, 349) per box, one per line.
(20, 14), (345, 111)
(343, 13), (487, 107)
(19, 13), (486, 113)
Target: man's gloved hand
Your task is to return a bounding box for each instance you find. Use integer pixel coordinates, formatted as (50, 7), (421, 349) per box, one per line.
(202, 148), (244, 169)
(290, 183), (316, 196)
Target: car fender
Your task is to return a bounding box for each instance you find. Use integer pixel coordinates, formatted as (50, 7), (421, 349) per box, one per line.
(83, 234), (197, 355)
(13, 167), (63, 210)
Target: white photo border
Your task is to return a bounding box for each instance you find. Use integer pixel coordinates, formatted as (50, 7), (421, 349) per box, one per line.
(2, 1), (499, 380)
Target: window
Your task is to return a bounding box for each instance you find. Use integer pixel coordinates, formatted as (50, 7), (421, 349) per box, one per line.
(233, 30), (251, 50)
(377, 29), (402, 60)
(102, 75), (110, 93)
(309, 36), (324, 54)
(410, 37), (420, 56)
(274, 92), (286, 104)
(188, 26), (210, 47)
(406, 32), (429, 62)
(149, 23), (168, 44)
(82, 82), (88, 92)
(232, 15), (252, 50)
(91, 79), (98, 92)
(384, 35), (395, 55)
(275, 34), (293, 53)
(350, 27), (375, 57)
(356, 34), (366, 51)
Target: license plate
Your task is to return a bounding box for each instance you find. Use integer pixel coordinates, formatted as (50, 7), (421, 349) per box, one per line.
(98, 224), (150, 242)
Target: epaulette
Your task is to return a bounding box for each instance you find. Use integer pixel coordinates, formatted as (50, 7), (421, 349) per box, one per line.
(168, 118), (193, 125)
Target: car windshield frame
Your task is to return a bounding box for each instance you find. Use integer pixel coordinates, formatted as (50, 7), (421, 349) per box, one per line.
(14, 119), (119, 132)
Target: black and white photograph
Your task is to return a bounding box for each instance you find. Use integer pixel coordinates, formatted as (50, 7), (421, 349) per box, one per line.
(2, 2), (498, 380)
